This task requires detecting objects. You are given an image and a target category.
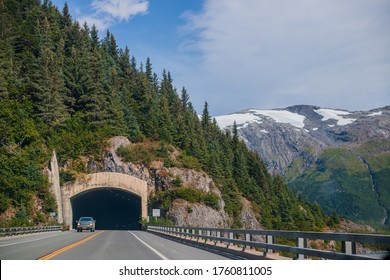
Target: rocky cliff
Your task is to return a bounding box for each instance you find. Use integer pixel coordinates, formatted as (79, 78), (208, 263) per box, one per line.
(98, 136), (261, 230)
(215, 105), (390, 227)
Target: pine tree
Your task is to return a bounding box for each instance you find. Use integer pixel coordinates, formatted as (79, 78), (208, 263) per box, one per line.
(145, 57), (153, 82)
(201, 101), (211, 129)
(61, 2), (72, 29)
(90, 24), (99, 50)
(32, 17), (68, 126)
(79, 47), (110, 128)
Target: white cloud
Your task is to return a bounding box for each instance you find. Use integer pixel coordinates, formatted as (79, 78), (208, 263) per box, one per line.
(77, 0), (148, 31)
(78, 14), (112, 31)
(91, 0), (148, 21)
(179, 0), (390, 115)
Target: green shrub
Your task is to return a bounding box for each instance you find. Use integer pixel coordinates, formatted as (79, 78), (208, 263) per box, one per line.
(177, 154), (202, 170)
(172, 176), (183, 188)
(153, 188), (220, 211)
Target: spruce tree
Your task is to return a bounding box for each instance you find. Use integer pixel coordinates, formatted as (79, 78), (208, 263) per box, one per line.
(32, 17), (68, 127)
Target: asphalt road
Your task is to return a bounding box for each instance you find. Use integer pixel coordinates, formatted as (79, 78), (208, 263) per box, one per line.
(0, 230), (236, 260)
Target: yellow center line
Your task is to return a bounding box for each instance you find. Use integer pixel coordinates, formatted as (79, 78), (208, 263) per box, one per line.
(38, 231), (105, 260)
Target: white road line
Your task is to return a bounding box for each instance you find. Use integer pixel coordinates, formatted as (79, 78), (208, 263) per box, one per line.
(0, 233), (64, 247)
(128, 231), (169, 260)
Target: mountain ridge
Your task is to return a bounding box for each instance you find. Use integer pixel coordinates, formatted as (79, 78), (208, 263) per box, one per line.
(215, 105), (390, 227)
(215, 104), (389, 174)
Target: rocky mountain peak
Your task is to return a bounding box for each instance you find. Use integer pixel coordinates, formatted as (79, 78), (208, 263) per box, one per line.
(215, 105), (390, 174)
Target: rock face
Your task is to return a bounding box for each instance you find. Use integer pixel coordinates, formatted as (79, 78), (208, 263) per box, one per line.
(98, 136), (260, 229)
(240, 198), (264, 230)
(215, 105), (390, 226)
(169, 199), (231, 228)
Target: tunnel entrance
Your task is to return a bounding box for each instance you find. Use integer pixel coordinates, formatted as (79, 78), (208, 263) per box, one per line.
(71, 188), (142, 230)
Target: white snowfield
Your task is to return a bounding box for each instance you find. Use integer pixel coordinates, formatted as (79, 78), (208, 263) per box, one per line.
(215, 113), (261, 130)
(367, 111), (382, 117)
(215, 107), (382, 131)
(215, 109), (306, 129)
(314, 108), (356, 126)
(248, 109), (306, 128)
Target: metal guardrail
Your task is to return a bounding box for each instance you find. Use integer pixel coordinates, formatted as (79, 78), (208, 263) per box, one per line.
(0, 226), (62, 237)
(147, 225), (390, 260)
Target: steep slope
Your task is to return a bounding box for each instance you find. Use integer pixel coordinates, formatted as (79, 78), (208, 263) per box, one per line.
(215, 105), (390, 227)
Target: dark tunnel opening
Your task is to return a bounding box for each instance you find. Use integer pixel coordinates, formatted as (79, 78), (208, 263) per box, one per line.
(71, 188), (142, 230)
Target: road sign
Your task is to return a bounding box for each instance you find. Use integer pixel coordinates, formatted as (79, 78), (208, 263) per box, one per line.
(152, 209), (160, 217)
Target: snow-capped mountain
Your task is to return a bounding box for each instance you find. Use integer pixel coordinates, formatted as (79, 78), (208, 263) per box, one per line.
(215, 105), (389, 174)
(214, 105), (390, 226)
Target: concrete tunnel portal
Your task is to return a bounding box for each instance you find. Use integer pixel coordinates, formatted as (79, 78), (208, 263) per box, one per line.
(71, 188), (142, 230)
(59, 172), (148, 229)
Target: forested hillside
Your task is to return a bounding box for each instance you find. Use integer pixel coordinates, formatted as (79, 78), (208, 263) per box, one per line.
(0, 0), (335, 230)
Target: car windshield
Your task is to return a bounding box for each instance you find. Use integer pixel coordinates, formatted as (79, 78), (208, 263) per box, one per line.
(80, 217), (93, 221)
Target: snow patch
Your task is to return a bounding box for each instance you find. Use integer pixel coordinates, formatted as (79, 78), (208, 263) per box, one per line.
(312, 127), (318, 131)
(368, 111), (382, 117)
(260, 129), (269, 134)
(314, 108), (356, 126)
(215, 113), (261, 129)
(248, 109), (306, 128)
(215, 109), (305, 129)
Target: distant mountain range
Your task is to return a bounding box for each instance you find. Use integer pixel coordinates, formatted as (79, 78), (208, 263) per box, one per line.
(215, 105), (390, 227)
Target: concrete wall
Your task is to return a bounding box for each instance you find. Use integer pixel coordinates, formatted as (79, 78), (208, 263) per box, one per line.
(48, 151), (63, 224)
(61, 172), (148, 228)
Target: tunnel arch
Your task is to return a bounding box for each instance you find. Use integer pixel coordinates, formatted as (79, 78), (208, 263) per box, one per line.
(71, 188), (142, 230)
(61, 172), (148, 229)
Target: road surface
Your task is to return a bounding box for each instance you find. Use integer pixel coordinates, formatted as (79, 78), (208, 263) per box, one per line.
(0, 230), (238, 260)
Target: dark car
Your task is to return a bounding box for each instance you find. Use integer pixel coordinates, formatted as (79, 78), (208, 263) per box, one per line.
(76, 217), (96, 232)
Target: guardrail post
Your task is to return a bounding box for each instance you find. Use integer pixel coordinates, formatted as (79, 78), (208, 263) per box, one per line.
(342, 241), (356, 255)
(215, 230), (221, 245)
(206, 230), (211, 243)
(243, 233), (252, 251)
(296, 237), (307, 260)
(264, 235), (275, 256)
(227, 232), (234, 248)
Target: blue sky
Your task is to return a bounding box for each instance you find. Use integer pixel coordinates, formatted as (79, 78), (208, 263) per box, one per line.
(51, 0), (390, 116)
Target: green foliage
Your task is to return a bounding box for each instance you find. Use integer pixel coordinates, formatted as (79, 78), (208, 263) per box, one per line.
(176, 153), (202, 170)
(117, 142), (171, 166)
(141, 217), (174, 226)
(171, 177), (183, 188)
(152, 188), (220, 212)
(289, 142), (390, 227)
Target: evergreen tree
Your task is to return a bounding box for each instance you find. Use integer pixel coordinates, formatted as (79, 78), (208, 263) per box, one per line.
(61, 2), (72, 29)
(79, 47), (110, 128)
(90, 24), (99, 50)
(32, 17), (68, 126)
(145, 57), (153, 82)
(201, 101), (211, 129)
